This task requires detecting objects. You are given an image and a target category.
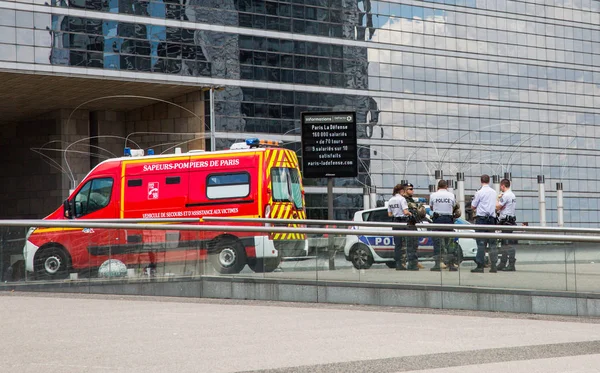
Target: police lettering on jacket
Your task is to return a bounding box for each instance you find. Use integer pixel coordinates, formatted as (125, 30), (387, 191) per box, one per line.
(388, 194), (408, 217)
(430, 190), (456, 215)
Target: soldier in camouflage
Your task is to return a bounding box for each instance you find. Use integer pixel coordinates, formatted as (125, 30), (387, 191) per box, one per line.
(403, 183), (424, 271)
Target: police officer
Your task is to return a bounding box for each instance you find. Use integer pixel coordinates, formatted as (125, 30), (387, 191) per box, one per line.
(471, 174), (498, 273)
(388, 184), (410, 270)
(429, 180), (457, 271)
(403, 183), (422, 271)
(496, 178), (517, 271)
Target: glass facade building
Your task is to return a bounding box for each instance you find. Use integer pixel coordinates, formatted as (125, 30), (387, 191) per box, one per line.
(1, 0), (599, 225)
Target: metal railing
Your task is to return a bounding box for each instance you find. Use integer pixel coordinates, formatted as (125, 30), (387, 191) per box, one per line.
(0, 219), (598, 242)
(202, 216), (600, 234)
(0, 218), (599, 296)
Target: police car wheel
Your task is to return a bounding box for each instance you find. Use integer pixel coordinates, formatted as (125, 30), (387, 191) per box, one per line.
(350, 244), (373, 270)
(385, 262), (396, 269)
(210, 238), (247, 274)
(456, 246), (464, 264)
(34, 245), (70, 280)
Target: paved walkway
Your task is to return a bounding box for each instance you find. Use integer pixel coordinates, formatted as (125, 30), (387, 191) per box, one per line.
(1, 292), (599, 373)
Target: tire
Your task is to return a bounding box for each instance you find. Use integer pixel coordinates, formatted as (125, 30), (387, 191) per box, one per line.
(34, 246), (71, 280)
(349, 244), (373, 270)
(455, 245), (464, 264)
(385, 262), (396, 269)
(209, 237), (246, 274)
(248, 257), (281, 273)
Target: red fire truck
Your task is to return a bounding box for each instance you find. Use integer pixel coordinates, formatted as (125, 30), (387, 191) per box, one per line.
(24, 139), (308, 279)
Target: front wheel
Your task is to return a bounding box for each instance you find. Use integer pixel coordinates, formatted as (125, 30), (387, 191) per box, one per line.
(209, 238), (246, 274)
(455, 245), (464, 264)
(350, 244), (373, 270)
(34, 246), (71, 280)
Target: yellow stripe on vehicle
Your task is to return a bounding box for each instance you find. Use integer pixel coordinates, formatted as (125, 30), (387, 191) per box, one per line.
(258, 152), (263, 217)
(282, 205), (291, 220)
(33, 227), (81, 234)
(275, 150), (284, 167)
(120, 161), (126, 218)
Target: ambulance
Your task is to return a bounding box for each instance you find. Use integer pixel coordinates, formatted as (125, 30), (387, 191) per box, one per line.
(24, 139), (308, 279)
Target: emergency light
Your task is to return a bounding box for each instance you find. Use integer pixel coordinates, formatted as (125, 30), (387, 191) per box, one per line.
(124, 147), (145, 157)
(147, 149), (155, 155)
(230, 138), (280, 150)
(246, 138), (260, 148)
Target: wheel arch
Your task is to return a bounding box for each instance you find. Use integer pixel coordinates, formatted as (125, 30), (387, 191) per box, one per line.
(349, 242), (372, 255)
(208, 234), (241, 253)
(35, 242), (72, 266)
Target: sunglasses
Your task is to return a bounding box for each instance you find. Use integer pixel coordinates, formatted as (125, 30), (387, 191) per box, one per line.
(407, 188), (413, 190)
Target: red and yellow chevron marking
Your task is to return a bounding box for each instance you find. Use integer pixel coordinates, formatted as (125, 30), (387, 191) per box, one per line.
(263, 148), (307, 241)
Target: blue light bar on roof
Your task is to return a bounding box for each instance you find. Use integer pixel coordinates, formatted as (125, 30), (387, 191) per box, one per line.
(245, 138), (260, 147)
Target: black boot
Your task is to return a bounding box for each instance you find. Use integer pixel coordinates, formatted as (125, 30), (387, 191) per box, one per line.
(471, 264), (484, 273)
(497, 261), (506, 271)
(396, 261), (406, 271)
(406, 261), (419, 271)
(430, 256), (441, 271)
(489, 263), (498, 273)
(503, 261), (516, 271)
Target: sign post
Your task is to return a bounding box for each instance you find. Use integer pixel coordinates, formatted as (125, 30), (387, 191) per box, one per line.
(301, 111), (358, 270)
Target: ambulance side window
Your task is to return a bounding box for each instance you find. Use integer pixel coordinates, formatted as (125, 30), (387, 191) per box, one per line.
(206, 172), (250, 199)
(73, 178), (113, 217)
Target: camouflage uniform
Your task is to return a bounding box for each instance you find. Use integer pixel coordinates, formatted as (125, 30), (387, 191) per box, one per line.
(404, 195), (423, 270)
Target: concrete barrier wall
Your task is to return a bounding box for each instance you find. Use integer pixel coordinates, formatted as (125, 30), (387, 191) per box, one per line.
(3, 276), (600, 317)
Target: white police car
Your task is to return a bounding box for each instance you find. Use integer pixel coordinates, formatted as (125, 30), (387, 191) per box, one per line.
(343, 206), (478, 269)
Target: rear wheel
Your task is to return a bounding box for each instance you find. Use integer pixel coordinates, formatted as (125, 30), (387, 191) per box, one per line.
(350, 244), (373, 270)
(209, 238), (246, 274)
(34, 246), (70, 280)
(248, 257), (281, 273)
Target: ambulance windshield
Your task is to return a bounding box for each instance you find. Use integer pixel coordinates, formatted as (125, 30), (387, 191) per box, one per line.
(271, 168), (303, 209)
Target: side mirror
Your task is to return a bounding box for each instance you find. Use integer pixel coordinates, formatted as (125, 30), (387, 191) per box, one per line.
(63, 199), (72, 219)
(74, 201), (83, 218)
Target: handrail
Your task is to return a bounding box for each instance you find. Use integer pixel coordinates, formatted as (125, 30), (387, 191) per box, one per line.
(200, 217), (598, 234)
(66, 218), (201, 223)
(1, 219), (598, 243)
(24, 216), (593, 234)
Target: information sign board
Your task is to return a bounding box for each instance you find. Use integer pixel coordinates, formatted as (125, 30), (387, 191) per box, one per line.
(300, 112), (358, 178)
